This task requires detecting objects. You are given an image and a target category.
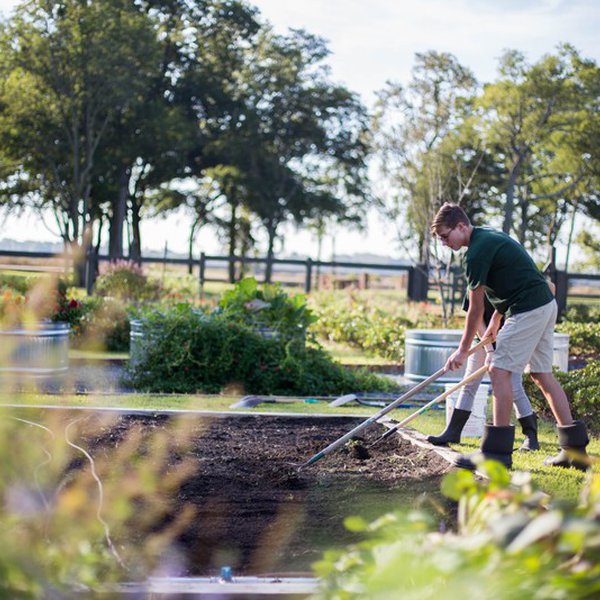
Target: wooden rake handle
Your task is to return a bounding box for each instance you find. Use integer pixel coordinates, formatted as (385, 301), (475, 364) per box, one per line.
(370, 363), (489, 447)
(300, 336), (492, 468)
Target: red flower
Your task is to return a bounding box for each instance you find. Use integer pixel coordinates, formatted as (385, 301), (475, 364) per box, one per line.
(68, 298), (79, 309)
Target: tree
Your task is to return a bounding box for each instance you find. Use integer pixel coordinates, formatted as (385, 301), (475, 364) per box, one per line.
(228, 27), (371, 281)
(474, 45), (600, 264)
(372, 51), (479, 265)
(0, 0), (162, 279)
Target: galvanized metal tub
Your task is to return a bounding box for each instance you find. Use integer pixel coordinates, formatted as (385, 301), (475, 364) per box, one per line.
(404, 329), (477, 383)
(129, 319), (145, 366)
(404, 329), (570, 383)
(0, 321), (70, 380)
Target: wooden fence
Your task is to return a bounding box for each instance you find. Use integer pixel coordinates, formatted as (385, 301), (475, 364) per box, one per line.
(0, 249), (598, 312)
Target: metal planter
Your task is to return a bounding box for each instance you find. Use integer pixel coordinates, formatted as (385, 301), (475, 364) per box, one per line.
(404, 328), (569, 383)
(0, 321), (70, 382)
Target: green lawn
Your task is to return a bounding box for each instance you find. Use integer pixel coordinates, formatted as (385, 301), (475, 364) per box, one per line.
(319, 339), (397, 366)
(1, 391), (595, 502)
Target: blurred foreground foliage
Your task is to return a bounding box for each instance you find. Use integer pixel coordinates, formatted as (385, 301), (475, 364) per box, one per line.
(315, 461), (600, 600)
(0, 409), (197, 597)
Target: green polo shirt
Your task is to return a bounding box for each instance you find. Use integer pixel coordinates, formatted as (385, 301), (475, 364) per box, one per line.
(463, 227), (553, 317)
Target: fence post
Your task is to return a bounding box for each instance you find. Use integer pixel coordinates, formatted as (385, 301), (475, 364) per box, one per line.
(199, 252), (206, 292)
(407, 264), (429, 301)
(305, 258), (313, 293)
(554, 270), (568, 320)
(84, 248), (98, 295)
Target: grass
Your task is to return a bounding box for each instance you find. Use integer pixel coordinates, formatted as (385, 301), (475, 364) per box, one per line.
(69, 349), (129, 360)
(319, 339), (397, 366)
(0, 390), (596, 502)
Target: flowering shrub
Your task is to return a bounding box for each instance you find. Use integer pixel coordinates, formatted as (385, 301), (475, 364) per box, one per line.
(50, 280), (85, 329)
(0, 289), (26, 324)
(0, 273), (36, 295)
(94, 260), (160, 303)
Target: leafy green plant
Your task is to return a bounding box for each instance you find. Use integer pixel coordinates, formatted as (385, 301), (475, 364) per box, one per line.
(94, 260), (160, 303)
(216, 277), (317, 339)
(563, 303), (600, 323)
(127, 304), (397, 395)
(0, 273), (39, 295)
(72, 296), (132, 352)
(556, 321), (600, 356)
(315, 462), (600, 599)
(523, 362), (600, 433)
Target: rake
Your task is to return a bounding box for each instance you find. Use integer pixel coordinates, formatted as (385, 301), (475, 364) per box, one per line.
(368, 364), (488, 448)
(296, 336), (491, 470)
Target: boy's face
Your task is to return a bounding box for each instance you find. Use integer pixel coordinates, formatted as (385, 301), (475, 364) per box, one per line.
(435, 222), (469, 251)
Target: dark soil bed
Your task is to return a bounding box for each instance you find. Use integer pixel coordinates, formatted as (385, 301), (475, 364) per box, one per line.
(74, 412), (452, 576)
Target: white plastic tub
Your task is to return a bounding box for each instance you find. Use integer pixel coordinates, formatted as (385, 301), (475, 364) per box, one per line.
(445, 383), (489, 438)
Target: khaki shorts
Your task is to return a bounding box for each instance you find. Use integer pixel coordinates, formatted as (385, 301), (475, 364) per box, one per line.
(491, 300), (557, 373)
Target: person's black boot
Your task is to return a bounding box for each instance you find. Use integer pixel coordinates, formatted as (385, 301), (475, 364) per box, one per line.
(544, 420), (590, 471)
(427, 408), (471, 446)
(518, 413), (540, 451)
(454, 425), (515, 470)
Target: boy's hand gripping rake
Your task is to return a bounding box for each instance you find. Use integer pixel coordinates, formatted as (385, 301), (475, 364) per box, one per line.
(297, 337), (491, 470)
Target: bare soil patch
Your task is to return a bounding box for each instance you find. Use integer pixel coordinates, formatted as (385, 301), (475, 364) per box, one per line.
(76, 413), (452, 576)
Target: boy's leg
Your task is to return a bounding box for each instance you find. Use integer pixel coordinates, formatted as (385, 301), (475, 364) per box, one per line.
(529, 371), (572, 425)
(455, 348), (486, 410)
(490, 301), (556, 425)
(489, 367), (513, 425)
(527, 301), (589, 470)
(428, 347), (485, 446)
(512, 372), (533, 418)
(528, 300), (573, 425)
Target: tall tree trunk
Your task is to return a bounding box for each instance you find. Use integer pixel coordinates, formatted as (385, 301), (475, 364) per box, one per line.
(503, 154), (524, 234)
(228, 199), (238, 283)
(188, 216), (201, 275)
(109, 167), (130, 259)
(264, 220), (277, 284)
(518, 195), (529, 245)
(130, 197), (142, 263)
(564, 200), (578, 273)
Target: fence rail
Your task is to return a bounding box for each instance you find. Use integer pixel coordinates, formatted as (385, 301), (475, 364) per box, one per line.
(1, 249), (598, 309)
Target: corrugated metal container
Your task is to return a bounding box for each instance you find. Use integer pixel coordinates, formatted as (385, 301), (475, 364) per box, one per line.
(404, 329), (475, 383)
(404, 329), (569, 382)
(0, 321), (69, 380)
(129, 318), (144, 366)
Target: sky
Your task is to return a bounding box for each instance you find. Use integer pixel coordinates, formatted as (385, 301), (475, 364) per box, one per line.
(1, 0), (599, 260)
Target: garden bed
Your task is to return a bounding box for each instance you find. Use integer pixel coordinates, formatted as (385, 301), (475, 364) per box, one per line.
(74, 412), (451, 576)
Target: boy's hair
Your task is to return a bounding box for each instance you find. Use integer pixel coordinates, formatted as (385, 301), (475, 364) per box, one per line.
(431, 203), (471, 233)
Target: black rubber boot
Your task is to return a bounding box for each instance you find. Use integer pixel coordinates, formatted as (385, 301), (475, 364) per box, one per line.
(518, 413), (540, 451)
(454, 425), (515, 470)
(543, 420), (590, 471)
(427, 408), (471, 446)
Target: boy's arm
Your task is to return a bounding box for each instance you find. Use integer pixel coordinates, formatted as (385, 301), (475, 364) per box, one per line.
(445, 285), (486, 371)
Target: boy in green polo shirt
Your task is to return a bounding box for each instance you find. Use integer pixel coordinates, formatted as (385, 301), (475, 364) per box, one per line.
(430, 203), (589, 470)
